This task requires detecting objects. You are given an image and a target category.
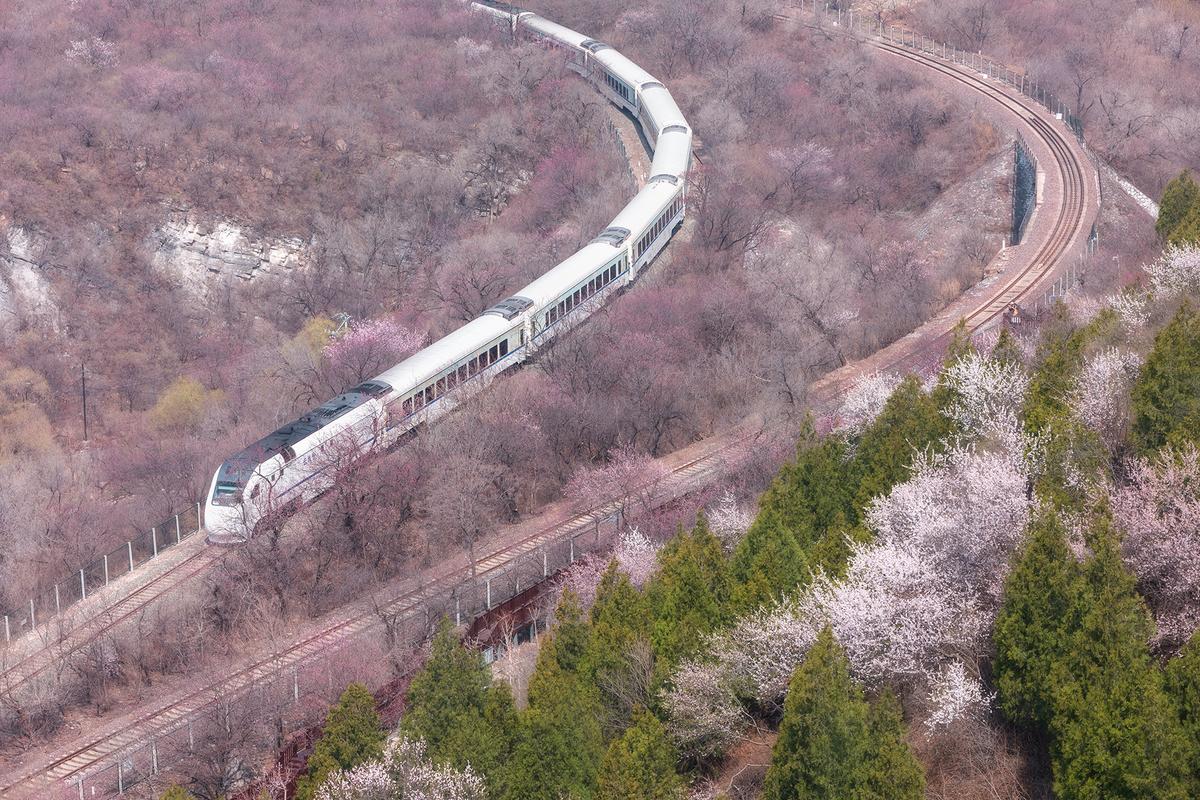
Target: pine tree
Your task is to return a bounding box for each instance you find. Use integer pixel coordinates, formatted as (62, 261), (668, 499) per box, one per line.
(1167, 202), (1200, 246)
(401, 617), (518, 792)
(596, 707), (685, 800)
(854, 375), (954, 510)
(1166, 629), (1200, 792)
(585, 563), (652, 729)
(762, 628), (876, 800)
(546, 589), (592, 675)
(991, 326), (1024, 366)
(749, 421), (859, 550)
(296, 682), (385, 800)
(1131, 302), (1200, 454)
(505, 612), (605, 800)
(994, 513), (1082, 730)
(1156, 170), (1200, 242)
(1047, 527), (1191, 800)
(648, 515), (731, 667)
(862, 689), (925, 800)
(728, 515), (809, 613)
(401, 618), (492, 759)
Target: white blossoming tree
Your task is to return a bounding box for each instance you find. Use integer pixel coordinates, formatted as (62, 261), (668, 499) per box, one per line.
(315, 737), (485, 800)
(1071, 347), (1143, 450)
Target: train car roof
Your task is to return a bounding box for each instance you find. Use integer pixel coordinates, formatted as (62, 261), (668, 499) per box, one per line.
(607, 180), (682, 235)
(650, 127), (693, 179)
(590, 46), (658, 89)
(519, 13), (591, 50)
(639, 84), (688, 134)
(371, 315), (517, 395)
(513, 240), (624, 309)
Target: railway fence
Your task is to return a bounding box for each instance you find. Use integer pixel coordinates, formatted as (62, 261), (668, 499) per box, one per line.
(1012, 136), (1037, 246)
(1, 505), (202, 649)
(45, 505), (636, 800)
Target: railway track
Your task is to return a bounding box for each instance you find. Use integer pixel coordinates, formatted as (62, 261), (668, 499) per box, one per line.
(0, 17), (1097, 799)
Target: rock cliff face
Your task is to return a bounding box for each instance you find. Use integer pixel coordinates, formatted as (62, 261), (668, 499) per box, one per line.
(0, 227), (58, 336)
(150, 210), (306, 295)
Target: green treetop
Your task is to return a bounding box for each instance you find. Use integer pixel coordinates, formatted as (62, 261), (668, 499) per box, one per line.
(596, 707), (685, 800)
(1157, 170), (1200, 242)
(1131, 302), (1200, 454)
(1047, 525), (1191, 800)
(296, 682), (385, 800)
(763, 628), (923, 800)
(1166, 629), (1200, 793)
(647, 515), (732, 667)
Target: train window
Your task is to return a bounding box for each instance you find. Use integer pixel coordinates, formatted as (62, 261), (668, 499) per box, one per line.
(489, 345), (499, 361)
(436, 378), (445, 395)
(403, 398), (413, 414)
(499, 340), (509, 357)
(414, 393), (424, 410)
(520, 329), (526, 346)
(424, 386), (434, 403)
(458, 365), (468, 381)
(447, 373), (457, 390)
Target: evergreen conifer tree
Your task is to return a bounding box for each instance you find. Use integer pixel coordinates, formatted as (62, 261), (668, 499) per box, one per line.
(1047, 527), (1191, 800)
(296, 682), (385, 800)
(762, 628), (876, 800)
(585, 563), (652, 728)
(1166, 629), (1200, 792)
(990, 326), (1024, 366)
(1156, 170), (1200, 242)
(1131, 302), (1200, 454)
(853, 375), (954, 509)
(728, 515), (809, 613)
(596, 707), (685, 800)
(400, 617), (518, 792)
(1167, 202), (1200, 246)
(505, 607), (605, 800)
(994, 512), (1082, 730)
(862, 689), (925, 800)
(648, 515), (731, 667)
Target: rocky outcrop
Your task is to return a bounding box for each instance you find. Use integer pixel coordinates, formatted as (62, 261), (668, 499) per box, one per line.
(150, 210), (306, 296)
(0, 227), (58, 336)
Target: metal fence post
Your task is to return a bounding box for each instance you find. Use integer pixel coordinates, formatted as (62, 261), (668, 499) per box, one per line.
(54, 584), (60, 615)
(104, 553), (109, 585)
(128, 540), (134, 571)
(543, 549), (548, 578)
(175, 515), (182, 544)
(117, 759), (123, 794)
(569, 538), (575, 563)
(455, 596), (461, 626)
(30, 598), (35, 630)
(152, 740), (158, 774)
(77, 778), (84, 800)
(152, 528), (158, 557)
(197, 501), (202, 530)
(80, 569), (86, 601)
(4, 615), (9, 643)
(188, 719), (195, 751)
(486, 580), (491, 610)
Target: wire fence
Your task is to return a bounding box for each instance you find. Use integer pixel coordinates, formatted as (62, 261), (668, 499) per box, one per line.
(1, 504), (203, 648)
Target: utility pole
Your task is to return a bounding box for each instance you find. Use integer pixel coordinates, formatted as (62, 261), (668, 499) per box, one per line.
(81, 362), (89, 442)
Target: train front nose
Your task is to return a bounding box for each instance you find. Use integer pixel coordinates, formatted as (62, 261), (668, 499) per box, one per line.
(203, 501), (251, 544)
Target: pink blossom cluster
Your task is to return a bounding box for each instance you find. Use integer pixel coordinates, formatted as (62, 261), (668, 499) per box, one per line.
(1110, 446), (1200, 649)
(1071, 347), (1142, 450)
(315, 736), (485, 800)
(549, 528), (662, 617)
(565, 443), (669, 522)
(323, 318), (426, 382)
(834, 372), (901, 437)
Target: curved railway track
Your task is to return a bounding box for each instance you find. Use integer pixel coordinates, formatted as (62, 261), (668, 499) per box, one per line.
(0, 16), (1097, 799)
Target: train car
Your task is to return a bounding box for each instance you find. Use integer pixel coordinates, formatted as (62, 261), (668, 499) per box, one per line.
(205, 3), (692, 543)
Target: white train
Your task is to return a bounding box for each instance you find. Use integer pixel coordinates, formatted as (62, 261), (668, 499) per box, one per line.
(204, 2), (693, 543)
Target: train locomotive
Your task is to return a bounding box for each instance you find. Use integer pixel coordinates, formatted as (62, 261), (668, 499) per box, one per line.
(204, 3), (693, 543)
